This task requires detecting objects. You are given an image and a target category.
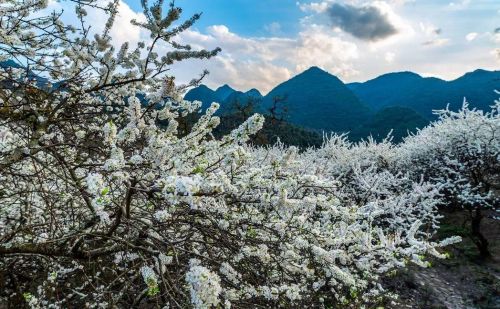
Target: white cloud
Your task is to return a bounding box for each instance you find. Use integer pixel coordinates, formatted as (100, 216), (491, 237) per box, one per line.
(490, 32), (500, 44)
(384, 52), (396, 63)
(419, 22), (441, 36)
(368, 1), (416, 46)
(418, 22), (449, 47)
(299, 1), (330, 13)
(209, 58), (292, 92)
(293, 25), (359, 74)
(388, 0), (415, 5)
(492, 48), (500, 62)
(107, 2), (147, 47)
(44, 0), (147, 48)
(465, 32), (478, 42)
(173, 24), (359, 93)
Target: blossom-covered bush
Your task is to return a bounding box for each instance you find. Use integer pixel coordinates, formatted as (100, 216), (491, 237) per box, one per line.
(397, 100), (500, 257)
(0, 1), (460, 308)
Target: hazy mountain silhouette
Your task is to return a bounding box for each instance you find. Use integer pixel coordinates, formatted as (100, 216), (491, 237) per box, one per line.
(184, 83), (263, 114)
(347, 69), (500, 119)
(245, 88), (263, 98)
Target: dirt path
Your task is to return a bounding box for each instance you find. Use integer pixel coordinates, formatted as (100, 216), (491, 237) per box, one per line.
(412, 267), (471, 309)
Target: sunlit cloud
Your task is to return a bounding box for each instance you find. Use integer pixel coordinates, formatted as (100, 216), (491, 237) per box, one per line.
(173, 24), (359, 93)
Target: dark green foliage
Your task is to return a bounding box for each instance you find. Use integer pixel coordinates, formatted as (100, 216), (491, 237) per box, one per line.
(213, 95), (322, 148)
(175, 92), (323, 148)
(350, 106), (429, 143)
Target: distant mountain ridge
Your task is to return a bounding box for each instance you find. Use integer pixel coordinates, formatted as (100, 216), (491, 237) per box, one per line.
(184, 83), (264, 115)
(0, 60), (51, 89)
(347, 69), (500, 119)
(4, 58), (496, 143)
(184, 67), (499, 141)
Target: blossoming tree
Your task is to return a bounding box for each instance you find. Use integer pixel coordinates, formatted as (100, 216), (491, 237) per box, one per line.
(1, 0), (459, 308)
(397, 101), (500, 258)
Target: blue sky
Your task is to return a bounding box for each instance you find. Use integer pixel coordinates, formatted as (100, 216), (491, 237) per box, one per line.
(50, 0), (500, 93)
(125, 0), (304, 37)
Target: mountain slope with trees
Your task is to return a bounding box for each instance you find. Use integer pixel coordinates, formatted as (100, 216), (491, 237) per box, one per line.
(350, 106), (429, 142)
(261, 66), (371, 133)
(185, 68), (499, 142)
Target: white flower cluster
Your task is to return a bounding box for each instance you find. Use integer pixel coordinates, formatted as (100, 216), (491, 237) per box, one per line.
(0, 129), (14, 153)
(141, 266), (159, 296)
(85, 173), (111, 223)
(185, 260), (222, 309)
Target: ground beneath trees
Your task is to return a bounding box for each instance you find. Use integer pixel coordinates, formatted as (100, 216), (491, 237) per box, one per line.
(386, 210), (500, 309)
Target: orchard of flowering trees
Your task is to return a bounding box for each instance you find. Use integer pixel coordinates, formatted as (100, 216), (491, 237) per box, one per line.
(0, 0), (498, 308)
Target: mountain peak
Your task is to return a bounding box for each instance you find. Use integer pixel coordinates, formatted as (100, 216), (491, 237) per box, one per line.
(197, 84), (212, 91)
(215, 84), (236, 101)
(453, 68), (499, 82)
(464, 68), (494, 77)
(302, 66), (330, 75)
(245, 88), (262, 98)
(216, 84), (233, 91)
(292, 66), (343, 84)
(305, 66), (323, 71)
(262, 65), (369, 132)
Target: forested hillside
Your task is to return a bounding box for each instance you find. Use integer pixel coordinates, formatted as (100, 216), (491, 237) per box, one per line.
(186, 68), (499, 142)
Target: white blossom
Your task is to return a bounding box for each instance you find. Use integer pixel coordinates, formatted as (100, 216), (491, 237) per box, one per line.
(186, 261), (222, 309)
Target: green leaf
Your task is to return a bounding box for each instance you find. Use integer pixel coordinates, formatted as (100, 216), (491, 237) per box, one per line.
(23, 292), (33, 302)
(147, 285), (160, 296)
(101, 187), (109, 196)
(192, 166), (205, 174)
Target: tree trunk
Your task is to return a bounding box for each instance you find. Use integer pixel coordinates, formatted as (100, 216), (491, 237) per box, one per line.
(470, 208), (491, 259)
